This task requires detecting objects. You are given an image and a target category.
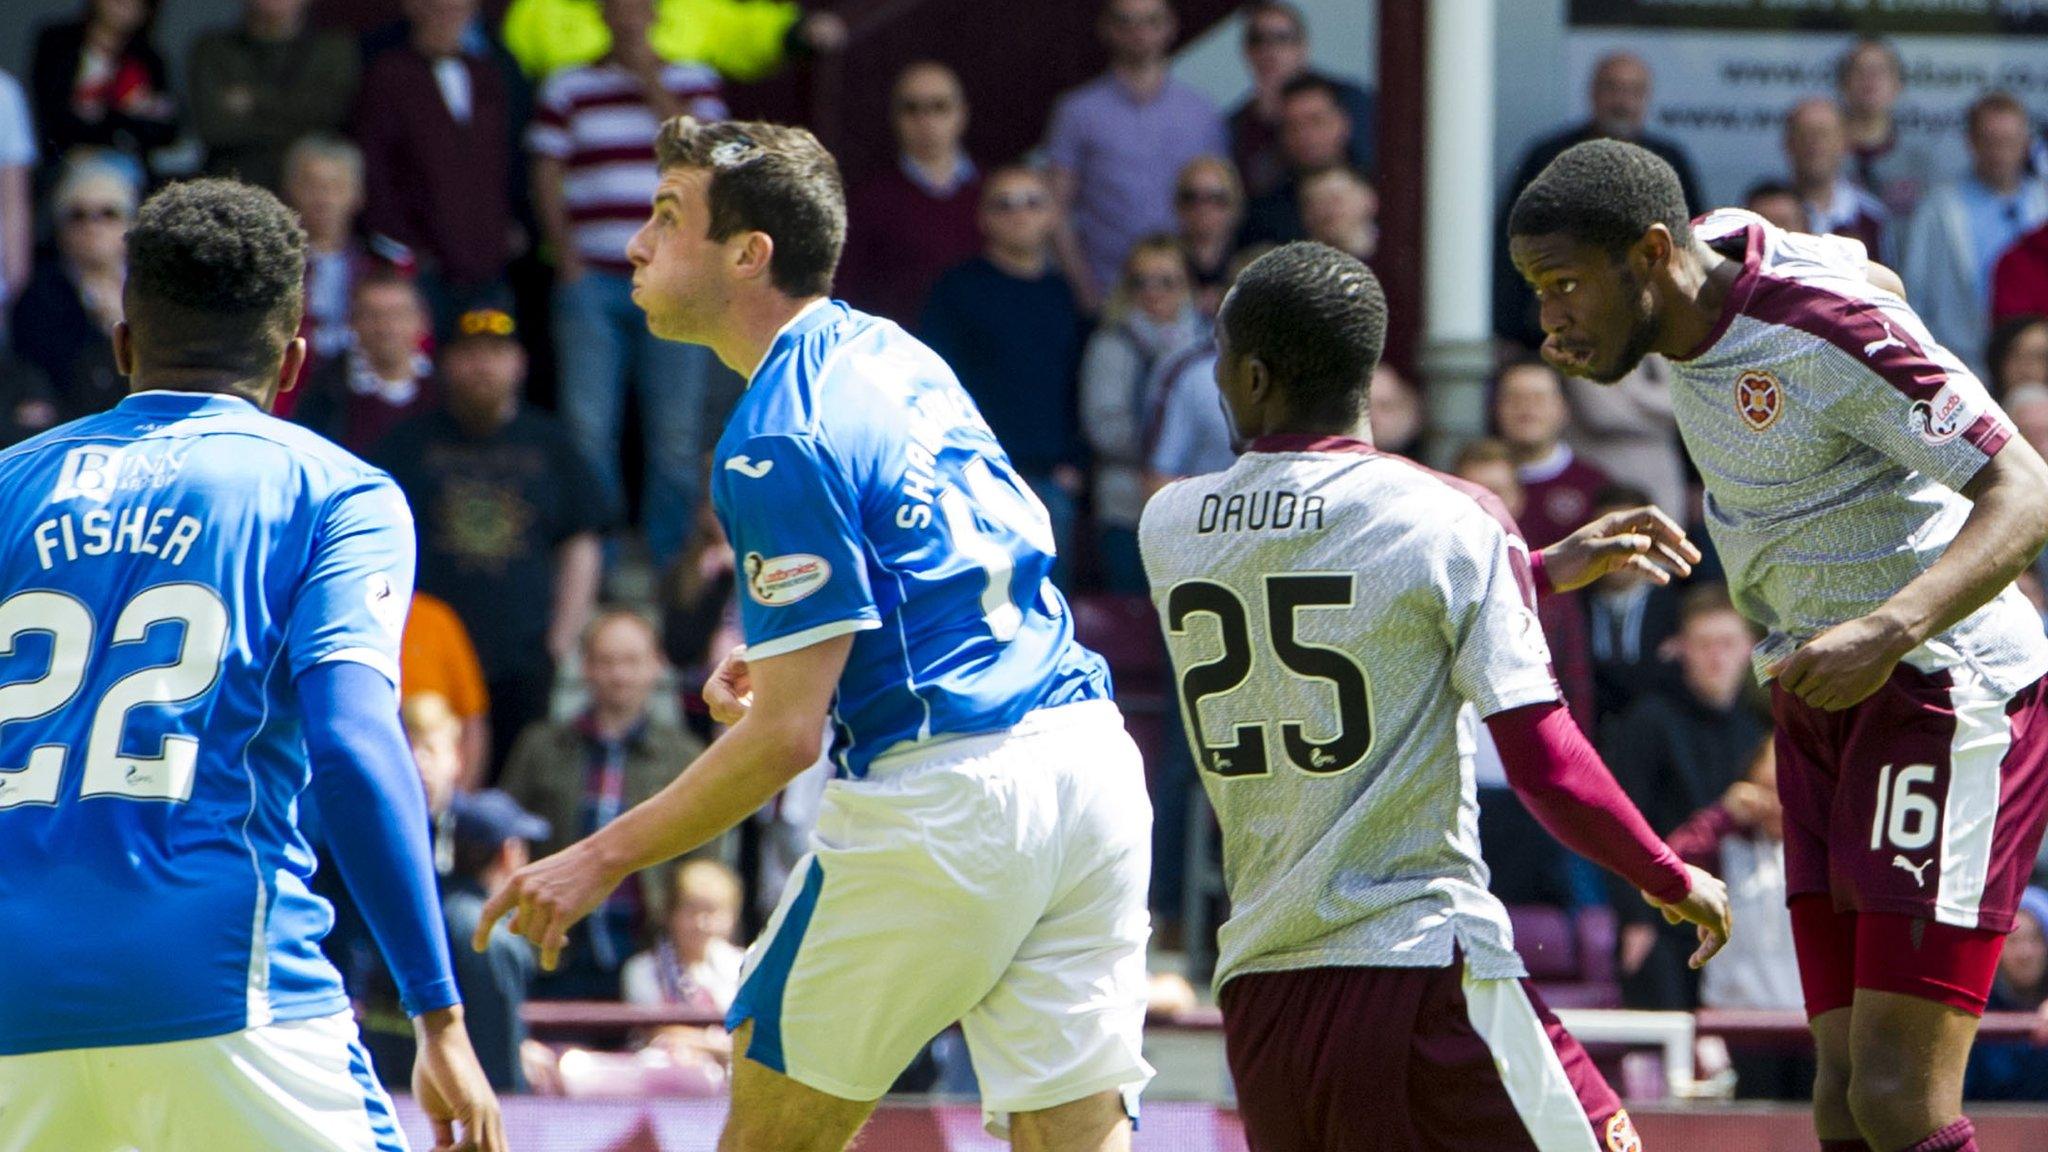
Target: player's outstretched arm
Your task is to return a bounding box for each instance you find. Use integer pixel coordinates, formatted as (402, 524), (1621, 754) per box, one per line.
(1776, 438), (2048, 710)
(477, 633), (853, 969)
(300, 661), (506, 1152)
(1537, 504), (1700, 593)
(1486, 701), (1731, 967)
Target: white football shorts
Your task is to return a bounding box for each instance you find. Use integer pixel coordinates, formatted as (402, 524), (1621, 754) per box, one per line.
(0, 1011), (406, 1152)
(727, 698), (1155, 1137)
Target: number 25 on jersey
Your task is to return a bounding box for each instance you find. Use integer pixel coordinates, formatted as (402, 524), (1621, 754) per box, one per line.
(1166, 574), (1375, 780)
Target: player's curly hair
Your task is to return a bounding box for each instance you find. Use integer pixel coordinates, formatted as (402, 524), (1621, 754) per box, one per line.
(656, 117), (845, 298)
(1220, 241), (1386, 427)
(124, 178), (306, 381)
(1508, 138), (1692, 257)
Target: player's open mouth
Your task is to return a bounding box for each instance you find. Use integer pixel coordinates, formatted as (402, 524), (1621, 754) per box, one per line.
(1547, 342), (1594, 371)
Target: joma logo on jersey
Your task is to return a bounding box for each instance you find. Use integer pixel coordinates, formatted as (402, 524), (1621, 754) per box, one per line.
(1910, 384), (1972, 446)
(744, 552), (831, 606)
(52, 446), (184, 504)
(1734, 370), (1782, 432)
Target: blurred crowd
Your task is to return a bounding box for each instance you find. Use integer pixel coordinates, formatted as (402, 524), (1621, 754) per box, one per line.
(7, 0), (2048, 1103)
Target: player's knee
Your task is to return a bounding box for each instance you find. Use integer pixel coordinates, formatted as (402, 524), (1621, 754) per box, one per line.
(1845, 1060), (1932, 1145)
(1811, 1054), (1852, 1115)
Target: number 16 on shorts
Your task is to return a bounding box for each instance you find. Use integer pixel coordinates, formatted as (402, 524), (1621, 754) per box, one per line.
(1870, 763), (1939, 892)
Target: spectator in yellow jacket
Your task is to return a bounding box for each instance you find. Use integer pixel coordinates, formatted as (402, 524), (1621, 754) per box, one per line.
(500, 0), (844, 80)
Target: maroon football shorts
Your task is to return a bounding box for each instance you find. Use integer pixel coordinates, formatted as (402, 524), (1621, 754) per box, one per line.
(1219, 960), (1641, 1152)
(1773, 664), (2048, 1015)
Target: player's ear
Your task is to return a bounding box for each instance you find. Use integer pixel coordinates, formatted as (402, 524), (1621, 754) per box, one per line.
(734, 230), (775, 284)
(113, 321), (135, 377)
(276, 336), (309, 398)
(1635, 224), (1673, 277)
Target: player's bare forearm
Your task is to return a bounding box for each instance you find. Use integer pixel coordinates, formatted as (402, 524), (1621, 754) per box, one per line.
(1874, 442), (2048, 652)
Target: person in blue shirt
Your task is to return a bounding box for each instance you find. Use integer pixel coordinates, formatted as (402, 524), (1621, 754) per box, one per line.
(477, 117), (1155, 1151)
(0, 179), (503, 1152)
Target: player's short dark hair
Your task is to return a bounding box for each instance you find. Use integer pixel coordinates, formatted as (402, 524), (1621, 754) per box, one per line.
(1591, 481), (1654, 512)
(1220, 242), (1385, 427)
(655, 117), (845, 298)
(1279, 72), (1344, 110)
(1678, 583), (1744, 630)
(123, 179), (307, 381)
(1508, 138), (1693, 257)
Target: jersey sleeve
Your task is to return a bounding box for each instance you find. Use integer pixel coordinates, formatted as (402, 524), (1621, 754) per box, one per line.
(1813, 292), (2014, 493)
(717, 433), (881, 661)
(285, 474), (418, 687)
(1441, 511), (1563, 718)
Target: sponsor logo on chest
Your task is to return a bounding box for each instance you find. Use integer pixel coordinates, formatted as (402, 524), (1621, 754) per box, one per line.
(744, 551), (831, 606)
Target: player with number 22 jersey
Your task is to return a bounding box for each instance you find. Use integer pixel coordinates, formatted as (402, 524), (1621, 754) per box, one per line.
(0, 181), (501, 1152)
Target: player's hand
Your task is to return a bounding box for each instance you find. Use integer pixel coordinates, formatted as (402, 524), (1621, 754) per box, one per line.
(704, 644), (753, 726)
(1643, 864), (1731, 969)
(475, 840), (623, 972)
(1770, 612), (1916, 711)
(412, 1006), (507, 1152)
(1539, 505), (1700, 593)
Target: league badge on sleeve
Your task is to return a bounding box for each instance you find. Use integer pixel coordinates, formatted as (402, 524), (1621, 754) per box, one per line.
(1909, 383), (1974, 446)
(745, 552), (831, 606)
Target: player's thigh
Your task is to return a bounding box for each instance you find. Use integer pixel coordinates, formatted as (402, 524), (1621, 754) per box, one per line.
(1416, 971), (1628, 1152)
(119, 1013), (406, 1152)
(1219, 966), (1424, 1152)
(719, 1020), (876, 1152)
(0, 1047), (117, 1152)
(1009, 1090), (1132, 1152)
(1831, 665), (2048, 932)
(726, 767), (1050, 1106)
(959, 711), (1153, 1139)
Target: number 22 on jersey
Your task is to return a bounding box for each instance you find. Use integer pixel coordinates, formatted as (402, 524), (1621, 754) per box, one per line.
(1166, 574), (1375, 780)
(0, 584), (229, 809)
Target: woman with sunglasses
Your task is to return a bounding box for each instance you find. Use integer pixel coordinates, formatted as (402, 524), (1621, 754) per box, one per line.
(1171, 156), (1242, 319)
(9, 156), (133, 422)
(1080, 235), (1206, 593)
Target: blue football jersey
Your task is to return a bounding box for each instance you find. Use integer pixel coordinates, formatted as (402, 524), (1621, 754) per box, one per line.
(713, 301), (1111, 777)
(0, 392), (416, 1055)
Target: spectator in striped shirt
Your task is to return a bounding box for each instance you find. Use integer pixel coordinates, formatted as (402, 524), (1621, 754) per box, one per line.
(528, 0), (736, 566)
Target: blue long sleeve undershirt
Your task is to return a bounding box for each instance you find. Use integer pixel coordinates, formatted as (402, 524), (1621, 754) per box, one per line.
(300, 659), (462, 1018)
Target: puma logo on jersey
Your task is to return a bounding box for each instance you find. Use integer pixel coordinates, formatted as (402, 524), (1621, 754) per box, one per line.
(724, 456), (774, 479)
(1862, 322), (1907, 358)
(1893, 854), (1932, 888)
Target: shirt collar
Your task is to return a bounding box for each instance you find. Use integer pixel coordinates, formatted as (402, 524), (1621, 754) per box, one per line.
(1243, 433), (1377, 455)
(746, 298), (838, 389)
(116, 390), (261, 418)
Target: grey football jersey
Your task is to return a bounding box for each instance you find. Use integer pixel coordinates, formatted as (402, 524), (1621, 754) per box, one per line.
(1671, 210), (2048, 695)
(1139, 438), (1561, 989)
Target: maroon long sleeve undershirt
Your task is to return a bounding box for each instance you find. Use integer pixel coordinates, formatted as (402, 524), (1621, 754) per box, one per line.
(1484, 700), (1693, 904)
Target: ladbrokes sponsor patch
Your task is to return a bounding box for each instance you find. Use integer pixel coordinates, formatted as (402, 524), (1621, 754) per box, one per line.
(744, 552), (830, 606)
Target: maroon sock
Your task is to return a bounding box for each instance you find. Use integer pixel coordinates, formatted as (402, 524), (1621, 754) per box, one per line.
(1898, 1118), (1977, 1152)
(1821, 1141), (1872, 1152)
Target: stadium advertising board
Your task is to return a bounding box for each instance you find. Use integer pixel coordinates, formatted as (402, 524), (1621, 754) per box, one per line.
(1565, 0), (2048, 206)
